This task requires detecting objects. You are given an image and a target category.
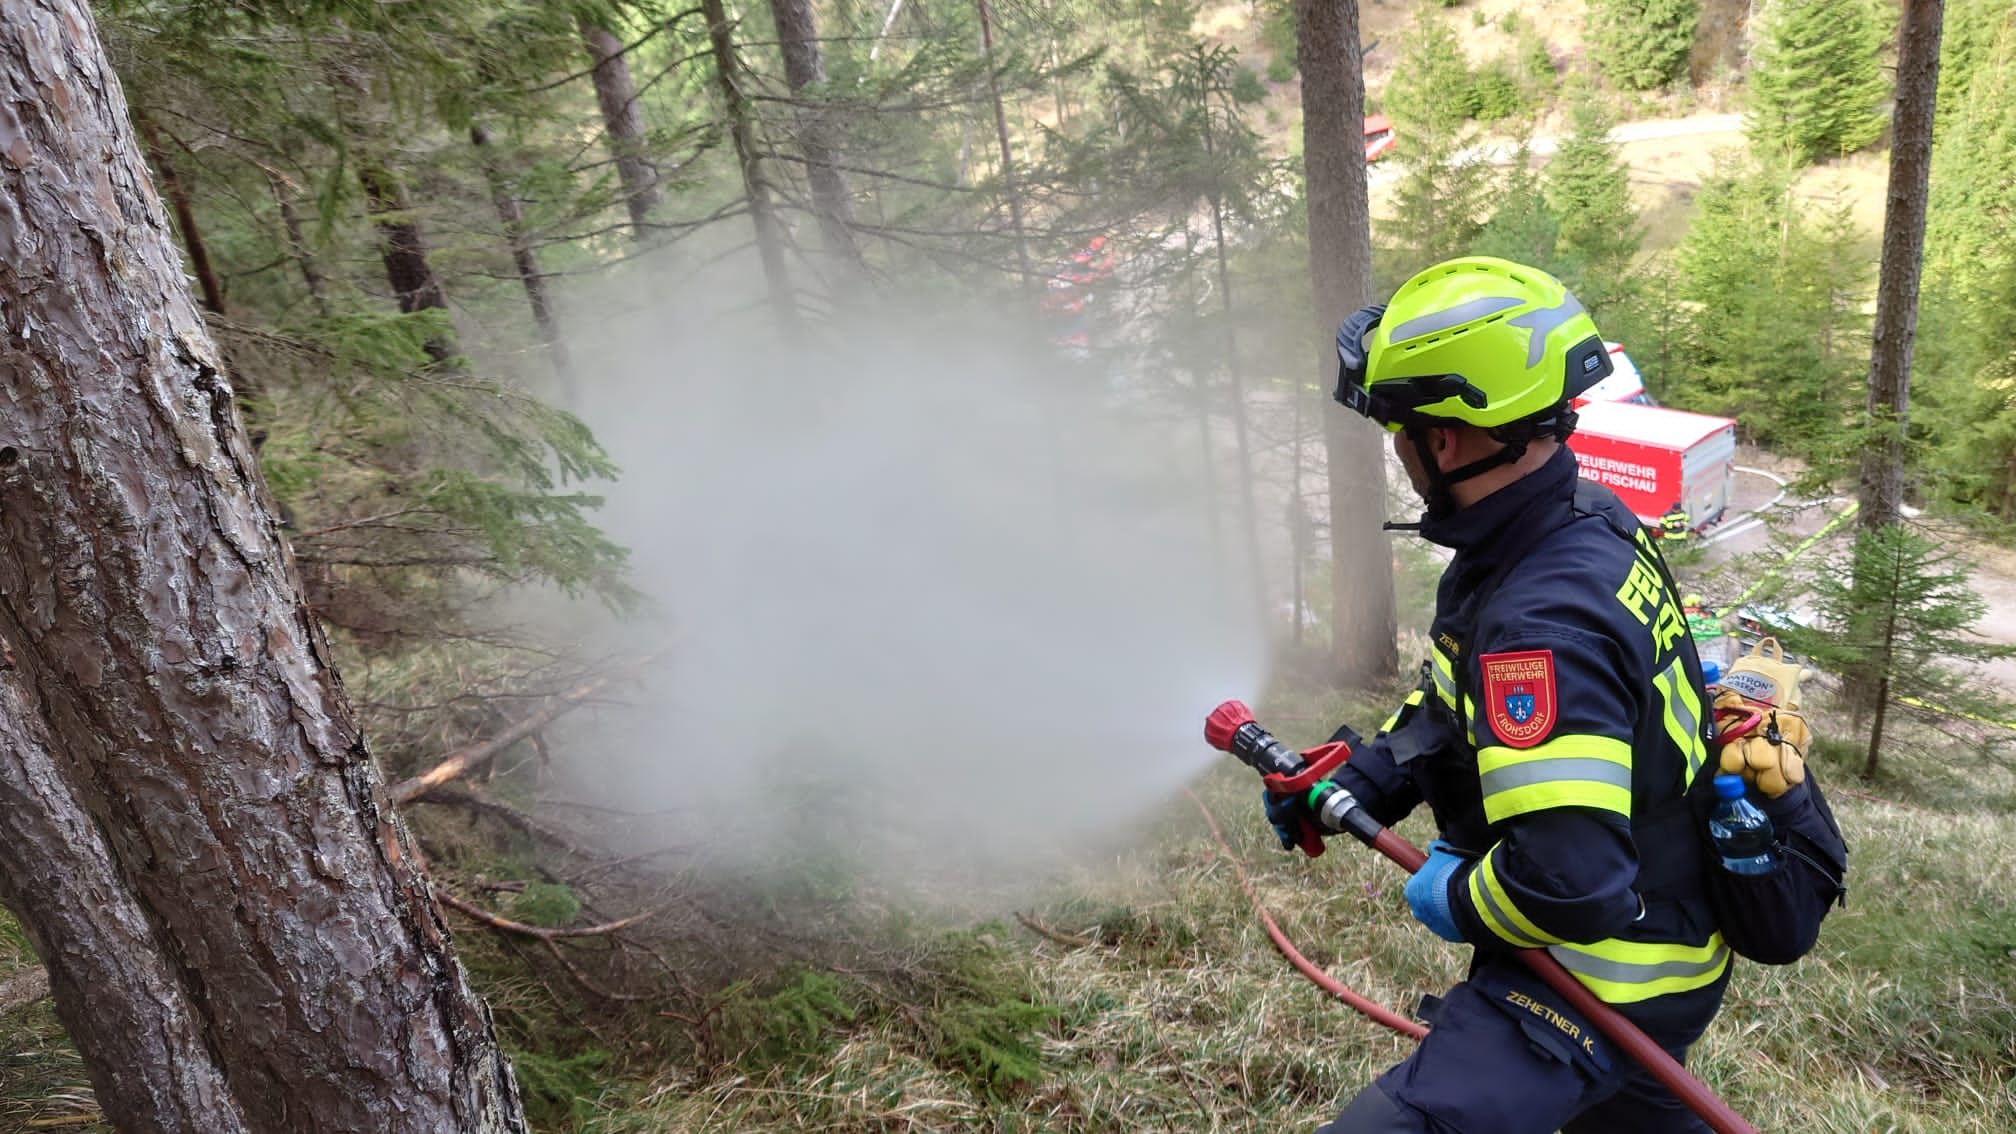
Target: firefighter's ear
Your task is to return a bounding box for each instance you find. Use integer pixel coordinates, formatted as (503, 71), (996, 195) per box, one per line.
(1426, 423), (1474, 470)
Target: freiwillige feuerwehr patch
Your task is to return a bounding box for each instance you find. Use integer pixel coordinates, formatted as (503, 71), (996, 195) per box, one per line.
(1481, 649), (1557, 748)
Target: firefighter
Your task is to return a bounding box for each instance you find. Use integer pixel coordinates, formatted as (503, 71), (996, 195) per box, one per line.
(1661, 502), (1691, 540)
(1273, 257), (1727, 1133)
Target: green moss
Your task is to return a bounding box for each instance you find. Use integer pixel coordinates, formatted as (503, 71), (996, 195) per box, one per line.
(509, 882), (581, 929)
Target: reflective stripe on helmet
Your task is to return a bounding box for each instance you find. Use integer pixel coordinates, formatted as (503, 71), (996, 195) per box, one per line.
(1386, 295), (1525, 346)
(1506, 292), (1589, 367)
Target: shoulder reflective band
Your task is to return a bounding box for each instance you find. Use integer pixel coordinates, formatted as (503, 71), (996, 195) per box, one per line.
(1653, 657), (1711, 787)
(1379, 687), (1428, 735)
(1547, 935), (1731, 1004)
(1431, 648), (1458, 709)
(1477, 735), (1633, 823)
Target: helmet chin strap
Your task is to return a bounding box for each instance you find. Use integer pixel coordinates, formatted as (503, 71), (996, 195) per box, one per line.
(1396, 423), (1530, 524)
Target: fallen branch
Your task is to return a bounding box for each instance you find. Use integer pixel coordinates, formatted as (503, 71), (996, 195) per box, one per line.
(1013, 910), (1098, 949)
(435, 889), (660, 940)
(409, 783), (608, 861)
(543, 939), (657, 1002)
(389, 656), (654, 804)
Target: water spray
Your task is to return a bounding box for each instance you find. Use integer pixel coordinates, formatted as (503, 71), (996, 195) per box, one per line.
(1203, 699), (1758, 1134)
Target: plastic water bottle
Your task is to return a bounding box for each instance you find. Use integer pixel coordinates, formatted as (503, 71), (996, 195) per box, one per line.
(1701, 660), (1722, 687)
(1708, 774), (1777, 875)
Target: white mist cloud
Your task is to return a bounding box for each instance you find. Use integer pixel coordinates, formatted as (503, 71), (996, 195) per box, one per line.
(543, 266), (1267, 890)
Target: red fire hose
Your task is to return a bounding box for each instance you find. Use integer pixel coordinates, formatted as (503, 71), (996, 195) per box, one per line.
(1203, 700), (1757, 1134)
(1186, 786), (1427, 1039)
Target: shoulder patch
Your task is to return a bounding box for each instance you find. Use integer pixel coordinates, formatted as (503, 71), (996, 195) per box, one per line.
(1481, 649), (1557, 748)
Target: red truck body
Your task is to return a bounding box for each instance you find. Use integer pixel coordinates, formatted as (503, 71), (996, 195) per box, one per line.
(1568, 401), (1738, 531)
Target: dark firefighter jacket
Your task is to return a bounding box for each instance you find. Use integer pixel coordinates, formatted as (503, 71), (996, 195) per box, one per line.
(1332, 446), (1729, 1009)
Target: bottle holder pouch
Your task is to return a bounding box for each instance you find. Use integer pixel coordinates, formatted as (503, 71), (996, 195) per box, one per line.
(1704, 776), (1849, 965)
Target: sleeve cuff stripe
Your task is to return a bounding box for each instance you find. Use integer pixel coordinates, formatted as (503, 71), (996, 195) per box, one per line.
(1466, 852), (1562, 948)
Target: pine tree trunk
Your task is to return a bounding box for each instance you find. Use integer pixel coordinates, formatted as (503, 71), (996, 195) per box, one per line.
(0, 6), (529, 1131)
(266, 169), (330, 317)
(1858, 0), (1943, 533)
(1207, 174), (1268, 625)
(470, 122), (572, 389)
(1295, 0), (1398, 687)
(359, 162), (456, 361)
(975, 0), (1036, 301)
(769, 0), (865, 278)
(1862, 671), (1891, 779)
(701, 0), (800, 334)
(136, 111), (226, 316)
(579, 19), (661, 238)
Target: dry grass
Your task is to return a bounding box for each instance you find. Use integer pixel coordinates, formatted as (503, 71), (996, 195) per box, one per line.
(604, 693), (2016, 1133)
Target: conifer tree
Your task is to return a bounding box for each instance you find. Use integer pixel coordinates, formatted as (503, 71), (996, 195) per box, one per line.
(1746, 0), (1891, 164)
(1669, 160), (1870, 449)
(1471, 145), (1563, 273)
(1935, 0), (2011, 134)
(1587, 0), (1699, 91)
(1920, 11), (2016, 516)
(1544, 89), (1640, 282)
(1790, 524), (2015, 779)
(1382, 8), (1492, 276)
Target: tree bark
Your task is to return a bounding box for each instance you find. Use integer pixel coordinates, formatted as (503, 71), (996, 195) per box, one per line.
(0, 5), (529, 1132)
(701, 0), (800, 335)
(470, 122), (572, 390)
(1203, 130), (1268, 626)
(265, 168), (331, 317)
(359, 161), (456, 361)
(579, 19), (660, 239)
(975, 0), (1036, 302)
(136, 111), (226, 316)
(1295, 0), (1398, 687)
(769, 0), (865, 279)
(1857, 0), (1942, 533)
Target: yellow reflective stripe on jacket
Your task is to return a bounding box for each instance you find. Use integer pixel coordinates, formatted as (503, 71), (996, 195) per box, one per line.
(1379, 687), (1427, 735)
(1652, 657), (1710, 787)
(1466, 846), (1566, 949)
(1430, 648), (1458, 709)
(1476, 735), (1633, 823)
(1547, 934), (1732, 1004)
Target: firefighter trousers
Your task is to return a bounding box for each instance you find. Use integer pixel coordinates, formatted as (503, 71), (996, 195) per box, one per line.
(1313, 964), (1720, 1134)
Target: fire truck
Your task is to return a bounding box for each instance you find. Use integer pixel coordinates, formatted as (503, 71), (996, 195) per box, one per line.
(1568, 399), (1738, 535)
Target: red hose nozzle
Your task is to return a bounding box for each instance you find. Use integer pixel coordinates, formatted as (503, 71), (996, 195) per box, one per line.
(1205, 700), (1254, 751)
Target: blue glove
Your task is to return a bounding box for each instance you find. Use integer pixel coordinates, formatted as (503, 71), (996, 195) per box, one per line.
(1404, 840), (1467, 943)
(1262, 788), (1316, 852)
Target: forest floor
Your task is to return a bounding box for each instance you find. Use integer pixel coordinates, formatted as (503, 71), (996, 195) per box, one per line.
(600, 688), (2016, 1134)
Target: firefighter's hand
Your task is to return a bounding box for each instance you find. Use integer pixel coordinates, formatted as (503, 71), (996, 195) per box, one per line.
(1715, 692), (1809, 798)
(1404, 841), (1466, 942)
(1263, 788), (1317, 852)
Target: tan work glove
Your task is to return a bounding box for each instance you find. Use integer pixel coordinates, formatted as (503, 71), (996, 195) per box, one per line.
(1711, 638), (1814, 798)
(1714, 689), (1809, 797)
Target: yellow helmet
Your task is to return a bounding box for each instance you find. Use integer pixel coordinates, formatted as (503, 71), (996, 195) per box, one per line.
(1336, 257), (1612, 432)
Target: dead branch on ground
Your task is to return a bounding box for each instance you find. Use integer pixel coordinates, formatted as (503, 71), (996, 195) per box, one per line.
(389, 654), (655, 803)
(435, 889), (661, 940)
